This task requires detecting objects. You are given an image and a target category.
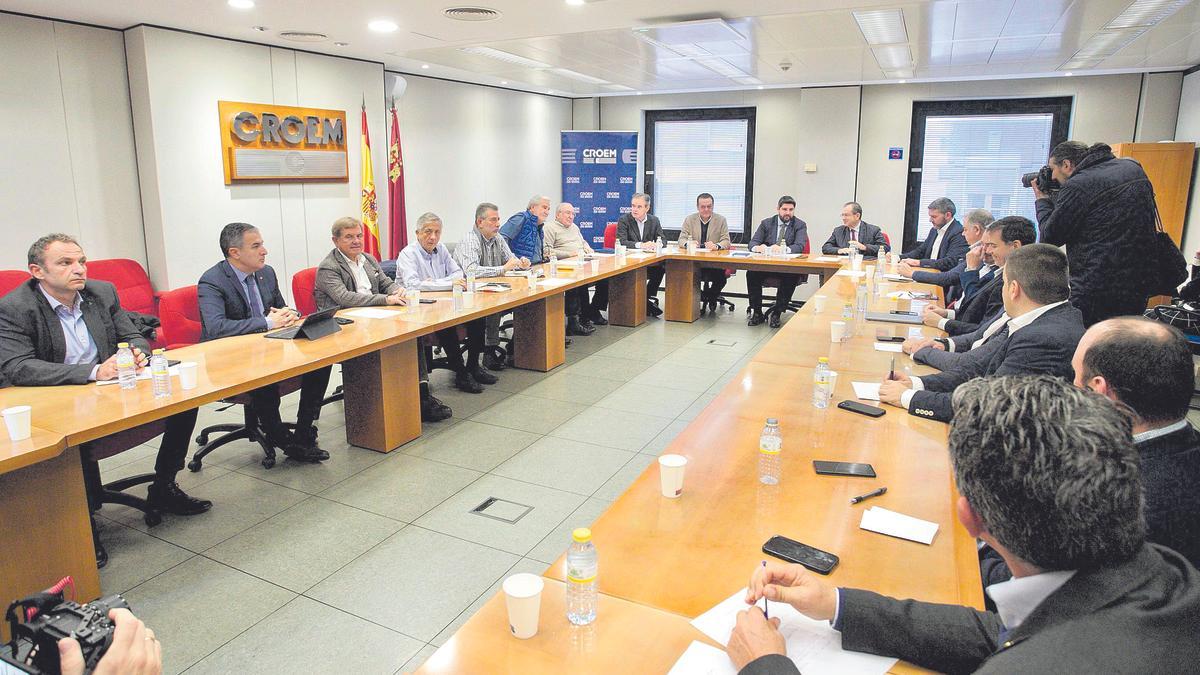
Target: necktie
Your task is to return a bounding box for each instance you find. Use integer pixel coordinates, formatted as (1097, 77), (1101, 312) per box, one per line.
(778, 221), (787, 245)
(850, 228), (857, 242)
(244, 275), (264, 317)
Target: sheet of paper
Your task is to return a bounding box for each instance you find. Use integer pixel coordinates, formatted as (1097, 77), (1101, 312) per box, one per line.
(882, 273), (907, 281)
(536, 278), (574, 288)
(851, 382), (881, 401)
(625, 251), (653, 259)
(343, 308), (400, 319)
(873, 342), (904, 353)
(586, 252), (613, 257)
(667, 641), (736, 675)
(835, 270), (866, 278)
(815, 256), (841, 262)
(690, 590), (897, 675)
(886, 291), (915, 300)
(96, 365), (180, 386)
(555, 259), (587, 267)
(860, 506), (939, 545)
(476, 283), (510, 293)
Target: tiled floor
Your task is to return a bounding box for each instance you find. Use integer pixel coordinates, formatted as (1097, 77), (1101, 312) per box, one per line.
(95, 305), (782, 674)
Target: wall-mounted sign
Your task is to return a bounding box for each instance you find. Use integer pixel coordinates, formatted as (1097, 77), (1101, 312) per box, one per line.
(218, 100), (348, 184)
(888, 147), (904, 160)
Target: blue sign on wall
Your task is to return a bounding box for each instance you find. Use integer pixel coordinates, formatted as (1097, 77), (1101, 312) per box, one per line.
(561, 131), (639, 247)
(888, 146), (904, 160)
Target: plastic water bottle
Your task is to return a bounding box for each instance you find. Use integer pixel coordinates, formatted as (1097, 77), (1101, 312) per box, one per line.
(452, 283), (464, 311)
(855, 280), (869, 334)
(759, 418), (782, 484)
(873, 260), (884, 297)
(150, 349), (171, 399)
(116, 342), (137, 390)
(466, 268), (477, 293)
(548, 253), (558, 278)
(813, 357), (831, 409)
(566, 528), (598, 625)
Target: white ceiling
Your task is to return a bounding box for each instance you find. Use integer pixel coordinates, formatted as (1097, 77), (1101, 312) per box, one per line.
(7, 0), (1200, 96)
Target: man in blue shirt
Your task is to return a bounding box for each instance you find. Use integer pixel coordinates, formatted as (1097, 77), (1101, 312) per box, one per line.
(500, 195), (551, 263)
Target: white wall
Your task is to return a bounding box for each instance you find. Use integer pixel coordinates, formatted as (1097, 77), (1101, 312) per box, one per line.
(1174, 71), (1200, 258)
(389, 73), (572, 247)
(0, 14), (145, 270)
(125, 26), (387, 299)
(1136, 72), (1184, 142)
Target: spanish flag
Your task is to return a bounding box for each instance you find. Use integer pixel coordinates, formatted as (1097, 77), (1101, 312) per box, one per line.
(360, 103), (381, 258)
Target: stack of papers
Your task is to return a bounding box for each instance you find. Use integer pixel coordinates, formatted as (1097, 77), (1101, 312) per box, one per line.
(536, 278), (574, 288)
(882, 273), (907, 282)
(675, 589), (896, 675)
(555, 260), (587, 267)
(343, 308), (400, 319)
(476, 283), (511, 293)
(860, 507), (939, 544)
(851, 382), (881, 401)
(835, 270), (866, 278)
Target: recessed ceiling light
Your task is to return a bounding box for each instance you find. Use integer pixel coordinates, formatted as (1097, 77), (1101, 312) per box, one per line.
(636, 91), (642, 95)
(551, 67), (608, 84)
(566, 0), (586, 5)
(1064, 72), (1073, 76)
(898, 79), (907, 83)
(251, 25), (268, 32)
(853, 9), (908, 45)
(1106, 0), (1192, 29)
(757, 85), (764, 90)
(421, 64), (430, 69)
(333, 41), (349, 47)
(460, 46), (553, 69)
(368, 19), (398, 33)
(228, 0), (255, 9)
(546, 90), (554, 94)
(500, 80), (508, 84)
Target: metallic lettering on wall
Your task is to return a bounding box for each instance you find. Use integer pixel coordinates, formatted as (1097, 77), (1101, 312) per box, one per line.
(218, 101), (348, 184)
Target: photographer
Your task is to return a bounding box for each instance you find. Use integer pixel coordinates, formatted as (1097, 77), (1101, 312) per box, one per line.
(57, 608), (161, 675)
(1033, 141), (1158, 326)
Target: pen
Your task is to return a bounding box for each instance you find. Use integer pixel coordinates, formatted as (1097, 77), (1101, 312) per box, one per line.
(760, 560), (769, 618)
(850, 487), (887, 504)
(888, 356), (895, 381)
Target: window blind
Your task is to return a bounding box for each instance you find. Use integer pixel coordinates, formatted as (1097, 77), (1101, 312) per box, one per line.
(651, 119), (749, 235)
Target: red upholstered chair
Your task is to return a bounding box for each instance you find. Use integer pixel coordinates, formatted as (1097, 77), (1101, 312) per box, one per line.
(603, 223), (618, 250)
(0, 270), (28, 297)
(883, 232), (892, 252)
(87, 259), (166, 349)
(291, 267), (319, 315)
(157, 286), (203, 350)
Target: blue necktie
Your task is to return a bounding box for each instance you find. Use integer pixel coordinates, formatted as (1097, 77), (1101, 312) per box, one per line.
(244, 276), (264, 317)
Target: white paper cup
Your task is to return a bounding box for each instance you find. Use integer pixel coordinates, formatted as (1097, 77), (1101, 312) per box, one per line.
(851, 256), (863, 271)
(2, 405), (32, 441)
(813, 295), (827, 313)
(178, 362), (199, 390)
(686, 241), (697, 254)
(589, 258), (599, 272)
(830, 321), (847, 343)
(463, 291), (476, 308)
(502, 573), (544, 639)
(827, 371), (839, 399)
(658, 454), (688, 498)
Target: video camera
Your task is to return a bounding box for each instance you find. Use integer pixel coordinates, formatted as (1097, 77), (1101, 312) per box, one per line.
(2, 578), (128, 675)
(1021, 165), (1061, 196)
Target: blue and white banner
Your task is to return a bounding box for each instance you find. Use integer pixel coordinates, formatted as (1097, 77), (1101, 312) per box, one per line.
(561, 131), (638, 247)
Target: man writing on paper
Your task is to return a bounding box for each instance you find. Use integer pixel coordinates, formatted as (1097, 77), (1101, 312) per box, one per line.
(678, 193), (732, 315)
(315, 217), (451, 422)
(728, 376), (1200, 674)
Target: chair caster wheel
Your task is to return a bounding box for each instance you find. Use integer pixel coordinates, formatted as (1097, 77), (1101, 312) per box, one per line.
(144, 511), (163, 527)
(261, 457), (276, 469)
(187, 459), (202, 472)
(195, 435), (208, 444)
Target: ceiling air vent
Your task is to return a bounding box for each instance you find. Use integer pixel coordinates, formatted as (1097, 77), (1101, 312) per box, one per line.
(278, 31), (328, 42)
(444, 7), (502, 21)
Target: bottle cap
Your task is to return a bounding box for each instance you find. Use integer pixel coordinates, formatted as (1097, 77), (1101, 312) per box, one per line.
(818, 356), (829, 363)
(152, 348), (165, 355)
(117, 342), (129, 348)
(572, 527), (592, 543)
(766, 417), (778, 425)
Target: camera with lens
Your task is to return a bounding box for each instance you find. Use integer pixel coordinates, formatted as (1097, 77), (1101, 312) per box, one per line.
(1021, 165), (1061, 195)
(2, 586), (128, 675)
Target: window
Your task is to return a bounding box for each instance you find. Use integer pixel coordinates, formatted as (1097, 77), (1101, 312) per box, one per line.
(644, 107), (756, 242)
(903, 97), (1072, 249)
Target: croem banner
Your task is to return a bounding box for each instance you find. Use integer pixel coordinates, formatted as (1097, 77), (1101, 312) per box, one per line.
(561, 131), (638, 248)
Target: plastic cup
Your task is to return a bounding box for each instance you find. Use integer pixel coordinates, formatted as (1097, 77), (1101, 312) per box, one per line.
(813, 295), (827, 313)
(827, 371), (839, 400)
(463, 291), (476, 308)
(589, 258), (599, 272)
(658, 454), (688, 498)
(408, 289), (422, 308)
(502, 573), (544, 640)
(830, 321), (846, 343)
(851, 256), (863, 271)
(178, 362), (199, 390)
(2, 405), (31, 441)
(686, 240), (697, 254)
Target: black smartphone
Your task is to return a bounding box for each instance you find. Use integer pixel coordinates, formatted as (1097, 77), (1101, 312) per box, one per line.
(838, 400), (886, 418)
(877, 335), (905, 343)
(419, 298), (436, 304)
(334, 317), (354, 325)
(762, 535), (839, 574)
(813, 460), (877, 478)
(890, 310), (917, 316)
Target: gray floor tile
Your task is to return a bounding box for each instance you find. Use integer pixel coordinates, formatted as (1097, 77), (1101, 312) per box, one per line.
(204, 497), (405, 593)
(430, 557), (547, 647)
(550, 406), (672, 452)
(100, 455), (230, 496)
(400, 420), (539, 472)
(677, 393), (719, 422)
(122, 556), (295, 675)
(639, 419), (692, 455)
(706, 366), (743, 395)
(526, 498), (613, 565)
(320, 455), (482, 522)
(469, 394), (588, 434)
(227, 434), (391, 495)
(414, 475), (585, 556)
(593, 382), (701, 419)
(492, 437), (634, 496)
(98, 442), (158, 471)
(485, 366), (554, 393)
(94, 517), (193, 595)
(629, 361), (727, 393)
(592, 453), (657, 502)
(683, 330), (764, 354)
(108, 472), (308, 552)
(186, 595), (421, 675)
(306, 527), (518, 642)
(396, 644), (438, 674)
(660, 345), (748, 371)
(426, 385), (510, 419)
(560, 354), (654, 382)
(594, 338), (681, 361)
(519, 371), (624, 405)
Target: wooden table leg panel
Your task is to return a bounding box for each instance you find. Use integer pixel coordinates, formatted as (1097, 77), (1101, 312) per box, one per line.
(342, 339), (421, 453)
(514, 294), (566, 372)
(607, 267), (646, 327)
(664, 259), (701, 323)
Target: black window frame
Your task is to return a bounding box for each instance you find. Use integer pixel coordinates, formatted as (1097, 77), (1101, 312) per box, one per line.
(902, 96), (1073, 251)
(643, 107), (756, 243)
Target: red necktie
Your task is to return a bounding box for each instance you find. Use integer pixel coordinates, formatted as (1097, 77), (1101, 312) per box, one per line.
(850, 228), (857, 242)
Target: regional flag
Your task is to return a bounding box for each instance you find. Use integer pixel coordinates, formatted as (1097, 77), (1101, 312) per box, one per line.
(360, 104), (381, 258)
(387, 103), (408, 258)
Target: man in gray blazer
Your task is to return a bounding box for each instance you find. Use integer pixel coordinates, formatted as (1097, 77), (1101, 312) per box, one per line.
(729, 375), (1200, 674)
(314, 217), (451, 422)
(821, 202), (889, 258)
(678, 193), (732, 315)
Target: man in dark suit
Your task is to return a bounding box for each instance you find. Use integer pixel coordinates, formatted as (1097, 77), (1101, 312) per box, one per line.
(615, 192), (666, 317)
(879, 243), (1085, 422)
(747, 196), (809, 328)
(900, 197), (969, 271)
(729, 375), (1200, 675)
(198, 222), (332, 463)
(0, 234), (211, 567)
(821, 202), (888, 258)
(899, 208), (993, 303)
(314, 216), (452, 423)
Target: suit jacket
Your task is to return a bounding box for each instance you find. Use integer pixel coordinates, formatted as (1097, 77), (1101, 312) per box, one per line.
(901, 219), (969, 271)
(944, 271), (1004, 336)
(616, 213), (665, 248)
(909, 303), (1085, 421)
(914, 315), (1007, 372)
(750, 216), (808, 253)
(678, 212), (731, 249)
(0, 279), (147, 386)
(1138, 424), (1200, 568)
(958, 264), (998, 304)
(314, 249), (401, 311)
(913, 258), (966, 304)
(821, 221), (889, 257)
(198, 260), (286, 342)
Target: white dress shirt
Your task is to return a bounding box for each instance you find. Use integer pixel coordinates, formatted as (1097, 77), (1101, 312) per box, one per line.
(986, 569), (1076, 631)
(930, 224), (947, 260)
(338, 251), (372, 294)
(1133, 418), (1190, 444)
